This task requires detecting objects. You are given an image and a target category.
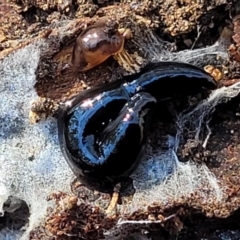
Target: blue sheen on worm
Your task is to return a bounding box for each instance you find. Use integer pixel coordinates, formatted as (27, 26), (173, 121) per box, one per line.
(58, 61), (218, 193)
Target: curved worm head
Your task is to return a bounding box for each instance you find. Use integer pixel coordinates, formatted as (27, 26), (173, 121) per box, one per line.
(60, 91), (156, 193)
(72, 20), (125, 72)
(124, 61), (218, 101)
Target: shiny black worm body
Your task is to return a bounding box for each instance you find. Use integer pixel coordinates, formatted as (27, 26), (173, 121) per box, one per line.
(58, 62), (218, 193)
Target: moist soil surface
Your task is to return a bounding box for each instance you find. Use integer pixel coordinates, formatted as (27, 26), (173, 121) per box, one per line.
(1, 0), (240, 239)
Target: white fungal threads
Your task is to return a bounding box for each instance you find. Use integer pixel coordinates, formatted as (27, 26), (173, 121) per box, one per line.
(0, 41), (74, 239)
(0, 24), (234, 240)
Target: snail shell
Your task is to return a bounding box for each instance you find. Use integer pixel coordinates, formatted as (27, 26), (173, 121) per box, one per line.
(72, 21), (125, 72)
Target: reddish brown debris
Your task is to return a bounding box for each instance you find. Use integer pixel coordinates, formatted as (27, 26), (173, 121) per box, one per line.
(204, 65), (223, 81)
(229, 15), (240, 62)
(232, 16), (240, 46)
(30, 192), (116, 240)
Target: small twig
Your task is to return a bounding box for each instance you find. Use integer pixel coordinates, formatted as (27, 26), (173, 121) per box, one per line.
(106, 183), (121, 215)
(117, 214), (176, 225)
(202, 120), (212, 149)
(191, 25), (203, 50)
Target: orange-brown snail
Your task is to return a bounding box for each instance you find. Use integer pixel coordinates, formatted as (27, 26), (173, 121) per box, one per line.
(72, 20), (130, 72)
